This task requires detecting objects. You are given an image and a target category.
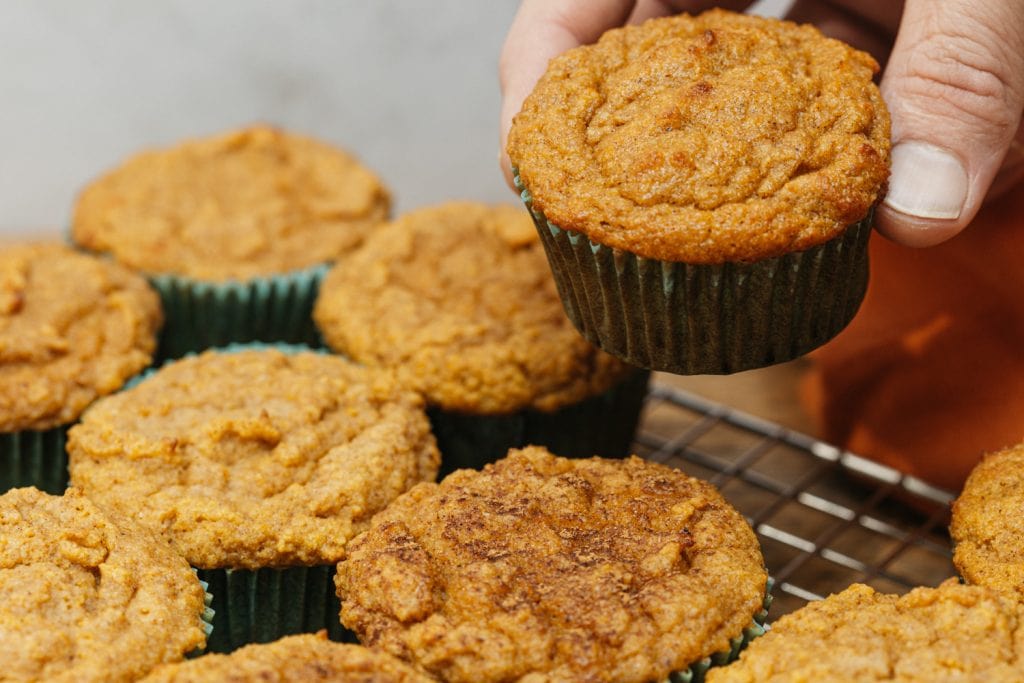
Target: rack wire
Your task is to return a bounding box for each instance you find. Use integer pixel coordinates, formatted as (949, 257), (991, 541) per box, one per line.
(635, 381), (957, 617)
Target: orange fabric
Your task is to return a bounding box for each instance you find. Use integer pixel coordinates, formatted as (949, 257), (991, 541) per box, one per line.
(801, 189), (1024, 493)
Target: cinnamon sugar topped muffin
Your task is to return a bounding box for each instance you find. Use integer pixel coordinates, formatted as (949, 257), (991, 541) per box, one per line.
(72, 125), (390, 282)
(141, 632), (434, 683)
(337, 447), (767, 683)
(951, 442), (1024, 602)
(0, 487), (208, 682)
(0, 242), (161, 432)
(67, 347), (439, 569)
(508, 9), (889, 264)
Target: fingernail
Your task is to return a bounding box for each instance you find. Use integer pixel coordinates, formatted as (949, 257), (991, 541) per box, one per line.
(883, 142), (968, 220)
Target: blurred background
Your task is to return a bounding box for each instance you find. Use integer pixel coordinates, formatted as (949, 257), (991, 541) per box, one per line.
(0, 0), (791, 236)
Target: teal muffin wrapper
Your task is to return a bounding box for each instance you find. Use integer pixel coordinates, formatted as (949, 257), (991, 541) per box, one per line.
(430, 368), (650, 477)
(666, 577), (774, 683)
(0, 426), (68, 494)
(515, 172), (872, 375)
(189, 574), (217, 657)
(197, 564), (353, 654)
(149, 263), (329, 362)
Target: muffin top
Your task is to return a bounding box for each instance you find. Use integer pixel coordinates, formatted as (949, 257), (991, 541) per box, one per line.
(337, 447), (767, 683)
(141, 632), (434, 683)
(0, 487), (207, 682)
(72, 126), (390, 281)
(68, 348), (439, 569)
(507, 9), (890, 264)
(314, 202), (635, 414)
(706, 580), (1024, 683)
(951, 442), (1024, 601)
(0, 242), (162, 432)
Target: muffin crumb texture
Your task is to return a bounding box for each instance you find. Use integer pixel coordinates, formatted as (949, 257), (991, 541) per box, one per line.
(314, 201), (634, 414)
(141, 632), (435, 682)
(707, 580), (1024, 682)
(0, 242), (161, 431)
(68, 348), (439, 569)
(72, 125), (390, 281)
(0, 487), (207, 682)
(508, 10), (890, 263)
(338, 447), (767, 683)
(951, 442), (1024, 602)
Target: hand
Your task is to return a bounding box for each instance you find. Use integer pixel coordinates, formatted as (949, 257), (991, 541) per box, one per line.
(499, 1), (1024, 247)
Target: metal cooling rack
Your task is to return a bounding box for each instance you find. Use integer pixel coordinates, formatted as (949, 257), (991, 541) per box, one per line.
(635, 381), (957, 618)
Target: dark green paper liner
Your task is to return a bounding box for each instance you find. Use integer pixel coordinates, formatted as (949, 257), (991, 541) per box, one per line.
(149, 263), (329, 362)
(196, 565), (354, 654)
(0, 426), (69, 494)
(430, 368), (650, 477)
(514, 171), (872, 375)
(190, 574), (216, 657)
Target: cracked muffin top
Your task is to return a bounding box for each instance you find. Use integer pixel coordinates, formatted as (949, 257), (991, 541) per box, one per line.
(313, 202), (634, 414)
(951, 442), (1024, 602)
(72, 125), (390, 281)
(706, 580), (1024, 683)
(0, 487), (207, 682)
(68, 347), (439, 570)
(0, 242), (162, 432)
(336, 446), (767, 683)
(507, 9), (890, 264)
(141, 632), (435, 683)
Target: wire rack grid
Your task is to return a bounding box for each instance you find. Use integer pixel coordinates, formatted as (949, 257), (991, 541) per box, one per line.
(635, 380), (957, 618)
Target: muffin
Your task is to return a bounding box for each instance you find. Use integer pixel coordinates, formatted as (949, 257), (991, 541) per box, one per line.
(0, 487), (210, 682)
(72, 125), (390, 359)
(507, 9), (890, 374)
(141, 632), (435, 682)
(313, 201), (649, 473)
(67, 346), (439, 652)
(951, 442), (1024, 602)
(0, 242), (161, 493)
(706, 580), (1024, 682)
(337, 447), (769, 683)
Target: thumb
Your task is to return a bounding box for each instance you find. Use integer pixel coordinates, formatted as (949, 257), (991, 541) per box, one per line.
(876, 0), (1024, 247)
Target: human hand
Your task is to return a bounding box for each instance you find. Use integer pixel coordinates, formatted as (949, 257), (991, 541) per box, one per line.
(499, 1), (1024, 247)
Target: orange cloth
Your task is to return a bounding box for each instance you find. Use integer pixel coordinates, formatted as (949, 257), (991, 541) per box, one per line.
(801, 189), (1024, 493)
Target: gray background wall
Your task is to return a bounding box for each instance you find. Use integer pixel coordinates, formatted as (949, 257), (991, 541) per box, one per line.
(0, 0), (790, 237)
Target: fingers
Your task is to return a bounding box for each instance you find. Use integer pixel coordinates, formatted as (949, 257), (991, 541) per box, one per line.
(875, 0), (1024, 246)
(498, 0), (636, 189)
(785, 0), (900, 65)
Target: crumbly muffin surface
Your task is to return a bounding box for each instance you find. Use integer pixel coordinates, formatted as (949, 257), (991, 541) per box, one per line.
(68, 348), (439, 569)
(0, 487), (207, 682)
(508, 10), (890, 264)
(337, 447), (767, 683)
(314, 202), (634, 414)
(951, 442), (1024, 602)
(141, 632), (435, 682)
(0, 242), (162, 431)
(72, 126), (390, 281)
(707, 580), (1024, 682)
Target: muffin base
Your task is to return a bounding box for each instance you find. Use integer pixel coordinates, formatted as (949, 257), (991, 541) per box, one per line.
(430, 369), (650, 477)
(516, 172), (872, 375)
(0, 427), (68, 494)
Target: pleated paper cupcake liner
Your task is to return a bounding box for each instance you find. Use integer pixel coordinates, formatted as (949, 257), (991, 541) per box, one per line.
(189, 574), (217, 657)
(197, 564), (354, 654)
(429, 368), (650, 477)
(0, 426), (68, 494)
(150, 263), (329, 362)
(515, 171), (872, 375)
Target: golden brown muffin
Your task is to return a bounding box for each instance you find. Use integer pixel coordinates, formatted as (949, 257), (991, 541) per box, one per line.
(67, 348), (439, 569)
(0, 242), (161, 432)
(313, 202), (633, 414)
(72, 126), (390, 282)
(951, 442), (1024, 601)
(337, 447), (767, 683)
(141, 632), (435, 682)
(706, 580), (1024, 682)
(507, 9), (890, 264)
(0, 487), (208, 682)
